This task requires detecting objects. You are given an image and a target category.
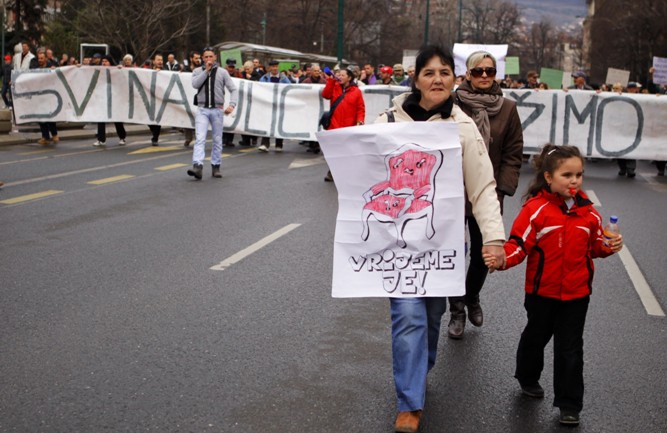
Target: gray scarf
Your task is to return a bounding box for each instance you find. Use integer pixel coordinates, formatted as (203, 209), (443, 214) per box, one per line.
(455, 80), (504, 148)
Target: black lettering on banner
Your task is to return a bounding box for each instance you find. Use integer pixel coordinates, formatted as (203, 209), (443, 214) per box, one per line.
(56, 68), (99, 116)
(128, 70), (157, 121)
(155, 73), (194, 125)
(106, 69), (112, 119)
(595, 96), (643, 157)
(564, 94), (597, 155)
(240, 81), (267, 136)
(225, 80), (244, 131)
(362, 87), (406, 109)
(278, 85), (310, 139)
(15, 89), (63, 119)
(550, 93), (558, 144)
(509, 91), (545, 153)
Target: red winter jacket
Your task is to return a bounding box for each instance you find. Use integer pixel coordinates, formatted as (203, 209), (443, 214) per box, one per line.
(503, 189), (613, 301)
(322, 77), (365, 129)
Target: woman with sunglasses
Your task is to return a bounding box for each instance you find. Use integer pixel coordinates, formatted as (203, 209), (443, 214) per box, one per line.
(448, 50), (524, 339)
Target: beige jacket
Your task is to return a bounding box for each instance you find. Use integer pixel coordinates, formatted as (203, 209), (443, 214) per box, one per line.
(375, 93), (505, 246)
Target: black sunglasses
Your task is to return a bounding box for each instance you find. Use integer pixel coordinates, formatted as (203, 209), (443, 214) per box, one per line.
(470, 67), (497, 78)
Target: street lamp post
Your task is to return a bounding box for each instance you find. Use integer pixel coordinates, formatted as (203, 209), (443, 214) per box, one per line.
(457, 0), (462, 42)
(424, 0), (430, 46)
(336, 0), (344, 63)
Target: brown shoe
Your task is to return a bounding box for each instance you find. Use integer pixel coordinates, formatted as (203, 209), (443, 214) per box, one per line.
(395, 410), (422, 433)
(447, 299), (466, 339)
(37, 138), (51, 146)
(467, 301), (483, 327)
(51, 135), (60, 144)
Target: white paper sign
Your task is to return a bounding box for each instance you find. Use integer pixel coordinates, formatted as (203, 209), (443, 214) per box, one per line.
(653, 56), (667, 86)
(605, 67), (630, 86)
(316, 122), (465, 298)
(453, 43), (508, 78)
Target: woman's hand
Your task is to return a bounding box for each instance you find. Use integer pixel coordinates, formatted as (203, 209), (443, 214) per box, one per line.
(482, 245), (505, 272)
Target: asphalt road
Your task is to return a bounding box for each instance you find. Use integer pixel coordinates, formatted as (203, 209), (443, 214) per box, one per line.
(0, 131), (666, 433)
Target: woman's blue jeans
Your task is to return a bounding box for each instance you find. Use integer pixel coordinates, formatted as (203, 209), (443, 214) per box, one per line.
(390, 297), (447, 411)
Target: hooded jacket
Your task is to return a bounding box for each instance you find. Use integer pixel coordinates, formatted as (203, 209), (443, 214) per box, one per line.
(504, 189), (612, 300)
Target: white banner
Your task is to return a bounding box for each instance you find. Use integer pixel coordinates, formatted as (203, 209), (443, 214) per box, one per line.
(316, 122), (465, 298)
(12, 67), (667, 160)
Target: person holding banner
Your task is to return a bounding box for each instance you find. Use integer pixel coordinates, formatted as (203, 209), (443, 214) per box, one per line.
(258, 60), (291, 152)
(374, 45), (505, 433)
(30, 50), (59, 146)
(148, 54), (165, 146)
(93, 55), (127, 147)
(183, 50), (202, 147)
(187, 47), (238, 180)
(448, 50), (524, 339)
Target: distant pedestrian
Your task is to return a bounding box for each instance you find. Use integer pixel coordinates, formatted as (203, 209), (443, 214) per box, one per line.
(485, 144), (623, 427)
(320, 66), (365, 181)
(186, 47), (238, 180)
(13, 42), (34, 72)
(93, 55), (127, 147)
(1, 54), (13, 108)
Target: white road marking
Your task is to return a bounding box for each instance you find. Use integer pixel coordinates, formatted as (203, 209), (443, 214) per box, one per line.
(289, 156), (326, 169)
(591, 189), (665, 317)
(210, 223), (302, 271)
(585, 189), (600, 207)
(637, 171), (667, 193)
(617, 248), (665, 317)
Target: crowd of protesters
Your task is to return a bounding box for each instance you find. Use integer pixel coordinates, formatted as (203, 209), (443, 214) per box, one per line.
(4, 40), (665, 179)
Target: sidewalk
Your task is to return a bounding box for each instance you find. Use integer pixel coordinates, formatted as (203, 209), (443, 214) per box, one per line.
(0, 122), (157, 147)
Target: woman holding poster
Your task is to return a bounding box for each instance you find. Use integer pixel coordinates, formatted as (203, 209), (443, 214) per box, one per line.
(448, 50), (524, 339)
(374, 45), (505, 433)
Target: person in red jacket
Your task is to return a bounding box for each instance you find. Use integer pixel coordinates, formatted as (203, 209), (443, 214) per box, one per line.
(485, 144), (623, 427)
(321, 66), (365, 182)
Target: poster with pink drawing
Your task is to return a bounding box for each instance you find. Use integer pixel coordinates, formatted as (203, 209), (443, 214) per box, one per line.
(317, 122), (465, 298)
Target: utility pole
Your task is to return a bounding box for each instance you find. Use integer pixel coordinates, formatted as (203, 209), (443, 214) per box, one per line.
(424, 0), (430, 46)
(1, 1), (5, 61)
(457, 0), (462, 43)
(261, 12), (267, 46)
(336, 0), (344, 63)
(206, 0), (210, 46)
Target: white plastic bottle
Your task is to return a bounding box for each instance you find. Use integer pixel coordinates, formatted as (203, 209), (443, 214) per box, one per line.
(603, 215), (620, 251)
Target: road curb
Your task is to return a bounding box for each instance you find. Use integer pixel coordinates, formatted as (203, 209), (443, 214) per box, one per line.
(0, 124), (163, 147)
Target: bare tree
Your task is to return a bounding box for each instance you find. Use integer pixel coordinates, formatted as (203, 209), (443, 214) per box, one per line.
(587, 0), (667, 84)
(523, 19), (559, 72)
(56, 0), (196, 63)
(459, 0), (521, 46)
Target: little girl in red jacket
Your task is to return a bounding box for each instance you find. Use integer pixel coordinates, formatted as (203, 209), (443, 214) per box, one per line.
(485, 144), (623, 426)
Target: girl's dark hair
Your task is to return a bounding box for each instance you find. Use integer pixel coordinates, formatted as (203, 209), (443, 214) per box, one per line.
(524, 144), (584, 201)
(411, 45), (455, 94)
